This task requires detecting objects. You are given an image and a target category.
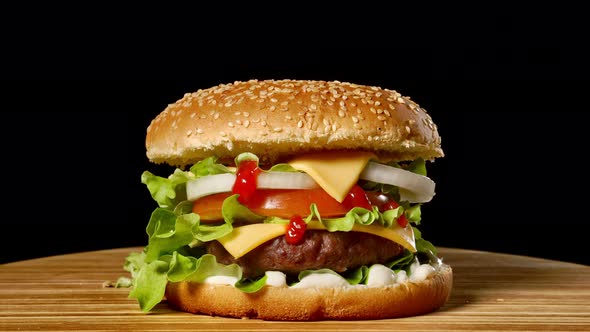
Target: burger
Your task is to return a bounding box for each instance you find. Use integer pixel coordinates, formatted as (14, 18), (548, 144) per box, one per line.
(123, 79), (452, 320)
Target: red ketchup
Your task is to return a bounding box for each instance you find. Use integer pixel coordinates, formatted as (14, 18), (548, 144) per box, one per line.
(383, 201), (409, 228)
(232, 160), (261, 204)
(285, 214), (307, 244)
(342, 184), (373, 210)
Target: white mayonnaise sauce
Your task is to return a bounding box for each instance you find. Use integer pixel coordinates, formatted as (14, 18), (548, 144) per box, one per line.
(291, 272), (350, 289)
(265, 271), (287, 287)
(203, 275), (239, 285)
(203, 263), (436, 288)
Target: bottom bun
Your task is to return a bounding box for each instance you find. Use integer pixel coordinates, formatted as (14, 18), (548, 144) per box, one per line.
(165, 264), (453, 321)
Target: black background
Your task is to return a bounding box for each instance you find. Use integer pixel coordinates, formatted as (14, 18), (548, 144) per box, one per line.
(1, 12), (589, 266)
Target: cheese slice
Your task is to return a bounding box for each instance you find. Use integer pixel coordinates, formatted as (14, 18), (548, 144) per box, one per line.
(217, 221), (416, 259)
(287, 151), (375, 203)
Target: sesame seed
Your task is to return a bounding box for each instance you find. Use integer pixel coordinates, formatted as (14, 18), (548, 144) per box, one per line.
(327, 100), (334, 106)
(338, 110), (346, 117)
(352, 116), (359, 123)
(273, 127), (282, 132)
(357, 109), (362, 114)
(243, 112), (250, 117)
(280, 101), (289, 106)
(271, 98), (278, 103)
(236, 119), (242, 125)
(375, 101), (381, 106)
(220, 131), (227, 137)
(199, 114), (207, 119)
(354, 123), (362, 129)
(261, 120), (267, 127)
(339, 100), (345, 107)
(370, 107), (377, 114)
(186, 130), (192, 136)
(224, 102), (233, 107)
(310, 103), (317, 110)
(311, 122), (318, 130)
(377, 109), (383, 114)
(235, 111), (241, 115)
(323, 118), (330, 126)
(397, 97), (405, 104)
(214, 113), (220, 120)
(269, 106), (276, 112)
(196, 128), (204, 134)
(297, 120), (304, 128)
(331, 123), (338, 132)
(285, 115), (292, 120)
(377, 115), (386, 121)
(367, 135), (372, 141)
(260, 132), (268, 136)
(351, 102), (357, 107)
(405, 126), (411, 133)
(190, 113), (196, 118)
(384, 109), (391, 117)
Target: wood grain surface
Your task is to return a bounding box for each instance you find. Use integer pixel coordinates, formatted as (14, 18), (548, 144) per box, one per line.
(1, 247), (589, 331)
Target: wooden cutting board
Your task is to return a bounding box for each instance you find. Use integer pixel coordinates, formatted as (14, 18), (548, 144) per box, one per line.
(1, 247), (589, 331)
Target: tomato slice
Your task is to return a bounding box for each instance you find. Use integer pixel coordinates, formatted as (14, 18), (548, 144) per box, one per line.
(193, 188), (350, 222)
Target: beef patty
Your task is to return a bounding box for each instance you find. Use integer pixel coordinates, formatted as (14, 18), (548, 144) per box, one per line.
(206, 230), (405, 278)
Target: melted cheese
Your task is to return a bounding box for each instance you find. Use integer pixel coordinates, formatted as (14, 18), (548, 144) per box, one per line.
(287, 151), (375, 203)
(217, 220), (416, 259)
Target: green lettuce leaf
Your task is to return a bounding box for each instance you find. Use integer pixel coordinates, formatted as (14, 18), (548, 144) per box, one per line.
(405, 204), (422, 225)
(413, 226), (437, 256)
(166, 251), (198, 282)
(235, 152), (259, 165)
(128, 258), (170, 312)
(183, 254), (242, 283)
(385, 249), (415, 271)
(267, 163), (298, 172)
(123, 251), (146, 280)
(235, 275), (268, 293)
(189, 156), (231, 177)
(141, 169), (192, 209)
(406, 158), (427, 176)
(221, 194), (266, 225)
(144, 209), (199, 262)
(342, 265), (369, 285)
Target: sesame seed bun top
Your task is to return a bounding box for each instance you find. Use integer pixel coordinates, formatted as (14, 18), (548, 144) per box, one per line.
(146, 79), (443, 166)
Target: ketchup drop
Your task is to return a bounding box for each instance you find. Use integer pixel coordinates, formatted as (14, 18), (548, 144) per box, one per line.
(342, 185), (373, 210)
(232, 160), (261, 204)
(285, 214), (307, 244)
(383, 201), (409, 228)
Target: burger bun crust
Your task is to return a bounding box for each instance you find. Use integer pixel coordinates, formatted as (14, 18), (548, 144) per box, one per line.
(165, 264), (452, 321)
(146, 79), (443, 166)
